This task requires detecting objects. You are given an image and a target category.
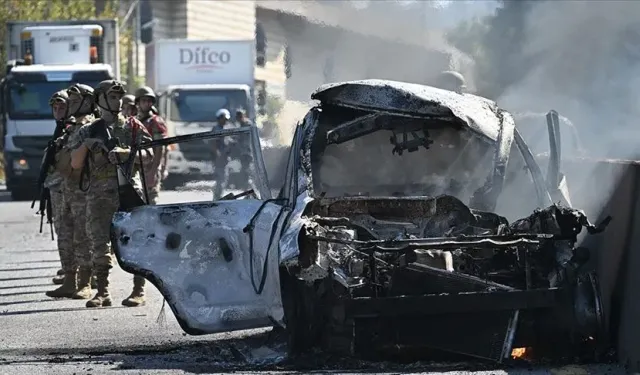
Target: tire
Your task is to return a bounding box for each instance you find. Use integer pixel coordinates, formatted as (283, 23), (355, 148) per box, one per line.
(11, 188), (35, 202)
(161, 175), (184, 191)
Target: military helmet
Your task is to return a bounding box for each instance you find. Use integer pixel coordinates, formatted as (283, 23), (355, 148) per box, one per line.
(49, 90), (69, 106)
(67, 83), (94, 98)
(436, 71), (466, 92)
(93, 80), (126, 100)
(122, 94), (136, 107)
(134, 86), (156, 103)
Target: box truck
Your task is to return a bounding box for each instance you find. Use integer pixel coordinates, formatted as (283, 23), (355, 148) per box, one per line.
(145, 39), (255, 188)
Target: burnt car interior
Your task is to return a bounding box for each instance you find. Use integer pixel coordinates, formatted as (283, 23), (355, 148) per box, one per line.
(282, 102), (609, 363)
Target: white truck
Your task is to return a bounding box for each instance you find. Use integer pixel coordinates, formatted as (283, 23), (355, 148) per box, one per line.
(145, 39), (255, 188)
(1, 20), (119, 200)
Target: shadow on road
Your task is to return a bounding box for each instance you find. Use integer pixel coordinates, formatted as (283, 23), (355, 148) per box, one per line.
(0, 275), (52, 282)
(0, 305), (127, 317)
(0, 266), (59, 272)
(0, 298), (54, 307)
(10, 259), (61, 265)
(4, 249), (57, 254)
(0, 282), (53, 290)
(0, 289), (49, 297)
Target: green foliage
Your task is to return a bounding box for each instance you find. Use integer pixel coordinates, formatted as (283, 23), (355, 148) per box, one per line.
(446, 0), (539, 99)
(265, 94), (284, 123)
(0, 0), (127, 78)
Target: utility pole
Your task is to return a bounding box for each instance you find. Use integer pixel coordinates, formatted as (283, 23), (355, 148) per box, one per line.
(135, 0), (141, 81)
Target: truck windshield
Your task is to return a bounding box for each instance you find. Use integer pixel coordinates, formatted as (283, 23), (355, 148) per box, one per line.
(170, 89), (249, 123)
(8, 80), (101, 120)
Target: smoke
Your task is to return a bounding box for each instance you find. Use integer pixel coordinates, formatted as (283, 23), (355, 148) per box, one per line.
(494, 0), (640, 220)
(269, 0), (482, 144)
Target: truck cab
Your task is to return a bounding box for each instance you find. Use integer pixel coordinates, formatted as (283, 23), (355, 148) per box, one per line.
(1, 20), (119, 200)
(1, 65), (113, 199)
(145, 39), (255, 189)
(157, 84), (253, 188)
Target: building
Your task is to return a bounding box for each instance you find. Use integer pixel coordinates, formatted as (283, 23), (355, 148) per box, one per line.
(130, 0), (473, 112)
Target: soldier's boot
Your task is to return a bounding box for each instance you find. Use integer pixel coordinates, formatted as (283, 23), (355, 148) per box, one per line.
(45, 272), (77, 298)
(86, 269), (112, 308)
(121, 275), (146, 307)
(52, 268), (65, 284)
(52, 274), (65, 285)
(72, 268), (93, 300)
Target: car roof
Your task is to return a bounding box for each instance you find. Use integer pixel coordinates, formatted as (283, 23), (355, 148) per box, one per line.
(311, 79), (504, 141)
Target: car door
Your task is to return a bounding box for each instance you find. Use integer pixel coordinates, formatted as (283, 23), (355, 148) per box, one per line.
(111, 125), (290, 335)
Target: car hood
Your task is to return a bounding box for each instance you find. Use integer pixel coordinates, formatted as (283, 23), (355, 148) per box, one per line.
(311, 79), (504, 141)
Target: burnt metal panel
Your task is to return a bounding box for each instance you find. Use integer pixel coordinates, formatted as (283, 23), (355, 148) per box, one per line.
(352, 310), (519, 362)
(344, 289), (561, 318)
(563, 157), (640, 370)
(310, 79), (502, 141)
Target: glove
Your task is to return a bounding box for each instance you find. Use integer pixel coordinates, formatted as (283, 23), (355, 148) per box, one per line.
(108, 146), (131, 165)
(83, 138), (105, 152)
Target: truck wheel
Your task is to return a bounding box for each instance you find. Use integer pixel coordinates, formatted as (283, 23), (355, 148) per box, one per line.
(162, 175), (183, 191)
(11, 189), (34, 201)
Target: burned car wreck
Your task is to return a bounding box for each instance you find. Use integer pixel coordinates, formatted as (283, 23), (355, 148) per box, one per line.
(111, 80), (610, 363)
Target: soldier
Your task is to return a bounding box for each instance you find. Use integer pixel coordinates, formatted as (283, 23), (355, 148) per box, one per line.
(235, 108), (252, 127)
(434, 71), (467, 94)
(119, 86), (168, 308)
(231, 108), (253, 190)
(68, 80), (153, 308)
(122, 94), (137, 118)
(134, 86), (168, 205)
(44, 91), (72, 291)
(50, 84), (98, 299)
(211, 109), (233, 199)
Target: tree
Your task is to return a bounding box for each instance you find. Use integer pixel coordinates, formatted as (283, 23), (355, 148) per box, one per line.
(0, 0), (132, 174)
(0, 0), (132, 80)
(446, 0), (539, 99)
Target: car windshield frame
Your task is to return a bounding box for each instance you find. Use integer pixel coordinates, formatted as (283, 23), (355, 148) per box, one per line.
(132, 126), (272, 203)
(307, 111), (497, 200)
(169, 89), (250, 123)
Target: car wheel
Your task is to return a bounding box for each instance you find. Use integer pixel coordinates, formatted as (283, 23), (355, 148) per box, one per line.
(280, 268), (326, 355)
(161, 175), (183, 191)
(11, 189), (35, 201)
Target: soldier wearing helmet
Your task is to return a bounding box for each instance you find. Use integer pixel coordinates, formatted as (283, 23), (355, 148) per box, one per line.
(42, 90), (74, 294)
(215, 108), (231, 128)
(434, 71), (467, 94)
(121, 94), (137, 118)
(119, 85), (168, 308)
(68, 79), (154, 308)
(67, 83), (98, 118)
(45, 83), (102, 299)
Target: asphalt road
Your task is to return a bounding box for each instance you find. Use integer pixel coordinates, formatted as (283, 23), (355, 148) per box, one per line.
(0, 187), (628, 375)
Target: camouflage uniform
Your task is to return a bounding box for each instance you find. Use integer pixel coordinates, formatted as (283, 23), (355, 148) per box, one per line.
(44, 164), (67, 271)
(54, 113), (96, 299)
(120, 86), (167, 308)
(137, 111), (168, 205)
(42, 90), (73, 291)
(68, 80), (152, 308)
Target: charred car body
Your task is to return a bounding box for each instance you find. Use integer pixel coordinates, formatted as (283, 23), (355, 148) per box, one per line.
(111, 80), (609, 363)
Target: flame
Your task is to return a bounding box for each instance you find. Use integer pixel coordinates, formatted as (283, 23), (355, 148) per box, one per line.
(511, 347), (527, 359)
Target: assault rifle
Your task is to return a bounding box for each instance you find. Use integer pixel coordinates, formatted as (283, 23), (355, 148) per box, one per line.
(86, 119), (146, 211)
(31, 119), (66, 240)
